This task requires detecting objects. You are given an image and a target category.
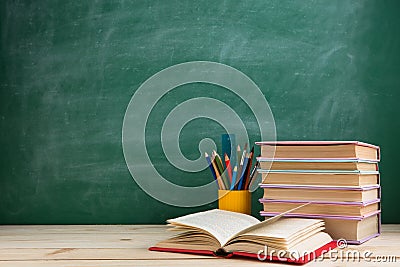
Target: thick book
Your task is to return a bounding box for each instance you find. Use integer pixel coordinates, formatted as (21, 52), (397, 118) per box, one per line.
(149, 209), (336, 264)
(261, 184), (380, 202)
(260, 198), (380, 216)
(258, 169), (379, 187)
(258, 158), (379, 171)
(261, 211), (380, 244)
(256, 141), (380, 161)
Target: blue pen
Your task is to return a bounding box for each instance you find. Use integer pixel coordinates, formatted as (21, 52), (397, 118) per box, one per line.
(238, 154), (249, 190)
(230, 166), (238, 190)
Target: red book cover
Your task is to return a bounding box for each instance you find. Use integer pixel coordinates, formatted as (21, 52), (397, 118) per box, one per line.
(149, 241), (337, 264)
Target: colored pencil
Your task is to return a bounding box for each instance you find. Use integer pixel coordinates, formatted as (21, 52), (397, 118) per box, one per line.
(248, 161), (260, 189)
(236, 148), (246, 184)
(238, 153), (249, 190)
(242, 152), (251, 189)
(241, 154), (250, 190)
(224, 153), (233, 183)
(249, 162), (260, 188)
(214, 151), (229, 189)
(244, 147), (254, 189)
(206, 144), (255, 191)
(240, 148), (247, 165)
(236, 145), (241, 167)
(205, 153), (218, 186)
(211, 155), (224, 189)
(230, 166), (238, 190)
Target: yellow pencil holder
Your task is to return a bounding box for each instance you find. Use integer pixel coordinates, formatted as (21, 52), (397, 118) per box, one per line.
(218, 190), (251, 215)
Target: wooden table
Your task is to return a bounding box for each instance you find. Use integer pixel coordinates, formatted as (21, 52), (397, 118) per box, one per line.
(0, 225), (398, 266)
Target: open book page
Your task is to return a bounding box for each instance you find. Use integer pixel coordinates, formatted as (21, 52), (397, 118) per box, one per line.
(224, 218), (324, 250)
(288, 232), (333, 258)
(229, 202), (310, 241)
(240, 218), (323, 239)
(223, 232), (332, 259)
(167, 209), (260, 246)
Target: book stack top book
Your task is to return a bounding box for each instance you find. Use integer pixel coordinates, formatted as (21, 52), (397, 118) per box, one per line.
(256, 141), (381, 244)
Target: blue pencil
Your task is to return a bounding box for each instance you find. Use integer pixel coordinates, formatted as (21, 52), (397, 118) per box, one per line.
(238, 154), (249, 190)
(230, 166), (238, 190)
(205, 153), (218, 186)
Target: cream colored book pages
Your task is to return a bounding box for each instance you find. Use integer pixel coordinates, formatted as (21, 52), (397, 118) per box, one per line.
(241, 218), (323, 239)
(288, 232), (333, 257)
(231, 202), (311, 240)
(167, 209), (260, 246)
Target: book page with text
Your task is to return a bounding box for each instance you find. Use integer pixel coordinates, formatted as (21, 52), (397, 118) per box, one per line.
(168, 209), (260, 246)
(230, 202), (311, 240)
(241, 218), (323, 239)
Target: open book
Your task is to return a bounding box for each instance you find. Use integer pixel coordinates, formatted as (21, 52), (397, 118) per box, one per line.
(150, 209), (336, 264)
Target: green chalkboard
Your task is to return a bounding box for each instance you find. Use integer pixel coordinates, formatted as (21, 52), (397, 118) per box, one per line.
(1, 0), (399, 224)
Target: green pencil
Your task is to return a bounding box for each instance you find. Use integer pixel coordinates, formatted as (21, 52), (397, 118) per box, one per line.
(213, 151), (229, 189)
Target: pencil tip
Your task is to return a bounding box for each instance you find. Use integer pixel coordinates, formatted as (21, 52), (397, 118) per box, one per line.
(205, 152), (208, 157)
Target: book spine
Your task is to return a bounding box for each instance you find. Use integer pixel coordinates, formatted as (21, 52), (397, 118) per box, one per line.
(260, 210), (381, 220)
(259, 198), (381, 206)
(259, 184), (380, 191)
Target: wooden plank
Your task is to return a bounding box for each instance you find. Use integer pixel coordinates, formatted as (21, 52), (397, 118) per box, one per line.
(0, 248), (209, 260)
(1, 227), (398, 250)
(0, 224), (398, 266)
(378, 224), (400, 232)
(0, 225), (165, 234)
(0, 259), (398, 267)
(1, 224), (398, 235)
(1, 247), (397, 262)
(0, 225), (173, 249)
(0, 233), (172, 248)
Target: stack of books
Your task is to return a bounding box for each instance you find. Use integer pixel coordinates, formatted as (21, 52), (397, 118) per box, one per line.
(256, 141), (381, 244)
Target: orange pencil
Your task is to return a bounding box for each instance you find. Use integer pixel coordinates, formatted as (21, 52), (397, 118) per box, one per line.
(211, 156), (225, 190)
(224, 153), (233, 183)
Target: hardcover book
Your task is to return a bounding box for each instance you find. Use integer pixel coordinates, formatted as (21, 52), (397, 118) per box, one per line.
(149, 209), (337, 264)
(256, 141), (380, 161)
(260, 198), (380, 217)
(258, 169), (380, 187)
(258, 158), (379, 172)
(260, 184), (380, 202)
(260, 211), (380, 244)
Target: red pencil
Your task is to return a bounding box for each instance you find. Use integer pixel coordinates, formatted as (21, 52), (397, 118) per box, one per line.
(224, 154), (233, 183)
